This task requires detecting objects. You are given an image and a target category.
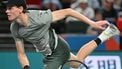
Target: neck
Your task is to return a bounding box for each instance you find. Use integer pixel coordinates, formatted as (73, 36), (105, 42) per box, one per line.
(16, 13), (29, 27)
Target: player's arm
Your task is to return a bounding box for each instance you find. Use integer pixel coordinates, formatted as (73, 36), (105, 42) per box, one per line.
(52, 8), (108, 30)
(15, 40), (30, 69)
(52, 8), (94, 24)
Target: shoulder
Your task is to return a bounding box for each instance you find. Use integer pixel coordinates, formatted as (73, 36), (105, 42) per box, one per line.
(28, 9), (52, 16)
(27, 9), (52, 23)
(10, 22), (19, 31)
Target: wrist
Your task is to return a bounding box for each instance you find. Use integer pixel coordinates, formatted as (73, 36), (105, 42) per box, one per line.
(88, 21), (95, 26)
(23, 65), (30, 69)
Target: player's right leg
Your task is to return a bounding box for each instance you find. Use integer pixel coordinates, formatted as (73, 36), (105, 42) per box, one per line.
(43, 36), (70, 69)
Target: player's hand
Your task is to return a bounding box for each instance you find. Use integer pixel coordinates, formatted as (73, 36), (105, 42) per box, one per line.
(91, 20), (110, 30)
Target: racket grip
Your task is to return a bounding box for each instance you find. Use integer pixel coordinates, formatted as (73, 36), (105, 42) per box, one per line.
(23, 65), (30, 69)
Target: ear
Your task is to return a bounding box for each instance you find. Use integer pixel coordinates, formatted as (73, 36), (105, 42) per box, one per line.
(18, 6), (24, 13)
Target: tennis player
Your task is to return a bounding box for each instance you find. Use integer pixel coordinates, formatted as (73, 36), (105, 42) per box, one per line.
(6, 0), (120, 69)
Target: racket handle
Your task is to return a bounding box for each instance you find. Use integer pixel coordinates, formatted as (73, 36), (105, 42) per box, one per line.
(23, 65), (30, 69)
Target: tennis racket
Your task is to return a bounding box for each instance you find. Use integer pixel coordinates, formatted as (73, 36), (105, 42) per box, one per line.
(61, 60), (88, 69)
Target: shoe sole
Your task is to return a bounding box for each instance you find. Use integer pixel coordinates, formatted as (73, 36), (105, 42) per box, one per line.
(109, 24), (120, 35)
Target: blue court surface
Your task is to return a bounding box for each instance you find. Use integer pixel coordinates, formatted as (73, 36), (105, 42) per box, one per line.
(0, 51), (122, 69)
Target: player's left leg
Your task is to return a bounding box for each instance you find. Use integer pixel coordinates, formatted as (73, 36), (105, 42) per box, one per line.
(69, 24), (120, 67)
(69, 40), (97, 68)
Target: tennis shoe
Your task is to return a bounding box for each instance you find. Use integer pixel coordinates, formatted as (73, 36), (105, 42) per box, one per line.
(102, 24), (120, 39)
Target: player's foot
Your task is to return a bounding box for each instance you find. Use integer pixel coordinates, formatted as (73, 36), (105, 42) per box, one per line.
(98, 24), (120, 42)
(103, 24), (120, 37)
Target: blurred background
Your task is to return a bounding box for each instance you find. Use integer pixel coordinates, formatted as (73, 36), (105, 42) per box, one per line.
(0, 0), (122, 69)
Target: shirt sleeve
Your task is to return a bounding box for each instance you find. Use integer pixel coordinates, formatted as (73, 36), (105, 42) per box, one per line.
(39, 9), (53, 24)
(10, 23), (23, 41)
(28, 9), (53, 26)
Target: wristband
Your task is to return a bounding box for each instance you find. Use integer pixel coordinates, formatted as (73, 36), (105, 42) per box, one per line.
(23, 65), (30, 69)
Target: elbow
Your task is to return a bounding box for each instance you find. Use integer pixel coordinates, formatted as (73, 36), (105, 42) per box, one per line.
(65, 8), (74, 13)
(64, 8), (75, 16)
(65, 8), (74, 11)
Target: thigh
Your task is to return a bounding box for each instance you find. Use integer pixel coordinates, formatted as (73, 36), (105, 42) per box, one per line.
(43, 57), (63, 69)
(43, 37), (71, 69)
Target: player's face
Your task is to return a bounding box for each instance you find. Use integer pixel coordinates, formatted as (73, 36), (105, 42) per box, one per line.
(6, 6), (23, 21)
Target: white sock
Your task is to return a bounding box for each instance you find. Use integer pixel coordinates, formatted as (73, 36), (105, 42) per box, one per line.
(98, 26), (111, 43)
(98, 32), (109, 43)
